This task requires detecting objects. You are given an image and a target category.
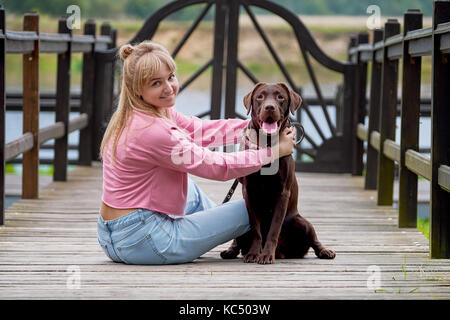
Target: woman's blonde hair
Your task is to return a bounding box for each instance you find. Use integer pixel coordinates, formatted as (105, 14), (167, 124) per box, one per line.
(100, 41), (177, 162)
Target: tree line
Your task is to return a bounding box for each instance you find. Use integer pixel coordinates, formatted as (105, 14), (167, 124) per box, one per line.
(1, 0), (433, 19)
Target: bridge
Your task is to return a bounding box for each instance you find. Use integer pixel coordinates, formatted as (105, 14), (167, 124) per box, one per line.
(0, 0), (449, 300)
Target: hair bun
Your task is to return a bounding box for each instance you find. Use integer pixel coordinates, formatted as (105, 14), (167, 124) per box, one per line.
(119, 44), (134, 60)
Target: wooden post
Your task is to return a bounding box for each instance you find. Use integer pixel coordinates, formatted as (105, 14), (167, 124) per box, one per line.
(377, 19), (400, 206)
(353, 32), (369, 176)
(210, 0), (226, 120)
(224, 0), (239, 152)
(398, 10), (422, 228)
(224, 0), (239, 120)
(342, 61), (359, 173)
(92, 22), (115, 161)
(0, 6), (5, 225)
(365, 29), (383, 190)
(430, 1), (450, 258)
(53, 18), (72, 181)
(22, 12), (40, 198)
(78, 19), (96, 166)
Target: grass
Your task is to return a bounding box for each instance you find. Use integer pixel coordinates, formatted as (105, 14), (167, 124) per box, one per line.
(417, 218), (430, 239)
(5, 163), (75, 176)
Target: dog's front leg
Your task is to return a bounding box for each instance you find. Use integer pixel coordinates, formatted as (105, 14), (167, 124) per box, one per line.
(258, 190), (290, 264)
(242, 194), (263, 263)
(243, 215), (263, 263)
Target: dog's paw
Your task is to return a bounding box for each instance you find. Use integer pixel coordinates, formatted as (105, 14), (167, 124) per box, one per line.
(243, 252), (259, 263)
(220, 248), (239, 259)
(257, 253), (275, 264)
(317, 248), (336, 259)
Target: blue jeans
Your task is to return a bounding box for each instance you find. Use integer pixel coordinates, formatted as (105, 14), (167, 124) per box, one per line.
(97, 178), (250, 265)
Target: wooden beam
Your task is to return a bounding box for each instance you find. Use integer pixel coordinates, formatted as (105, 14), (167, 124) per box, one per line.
(430, 0), (450, 259)
(377, 19), (400, 206)
(22, 12), (39, 199)
(365, 29), (383, 190)
(398, 9), (422, 228)
(53, 18), (71, 182)
(5, 133), (34, 162)
(405, 149), (431, 181)
(383, 139), (400, 162)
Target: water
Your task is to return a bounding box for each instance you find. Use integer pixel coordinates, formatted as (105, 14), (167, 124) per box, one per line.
(5, 86), (432, 214)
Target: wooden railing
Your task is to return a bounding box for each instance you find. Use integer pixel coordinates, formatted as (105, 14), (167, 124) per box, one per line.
(0, 7), (116, 225)
(348, 1), (450, 258)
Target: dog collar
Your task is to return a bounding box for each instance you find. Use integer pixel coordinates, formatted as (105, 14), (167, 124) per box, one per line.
(242, 127), (260, 150)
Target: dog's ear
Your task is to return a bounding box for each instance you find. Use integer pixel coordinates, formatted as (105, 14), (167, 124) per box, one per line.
(243, 82), (266, 115)
(278, 83), (302, 115)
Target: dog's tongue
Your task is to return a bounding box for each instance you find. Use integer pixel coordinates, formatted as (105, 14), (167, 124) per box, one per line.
(261, 121), (278, 135)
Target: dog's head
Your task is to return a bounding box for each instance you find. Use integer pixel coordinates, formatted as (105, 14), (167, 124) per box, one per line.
(243, 82), (302, 135)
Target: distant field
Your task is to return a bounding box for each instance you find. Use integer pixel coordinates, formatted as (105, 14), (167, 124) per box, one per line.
(5, 14), (433, 91)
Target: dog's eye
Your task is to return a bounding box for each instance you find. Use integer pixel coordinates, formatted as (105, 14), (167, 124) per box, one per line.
(277, 94), (285, 100)
(256, 94), (264, 100)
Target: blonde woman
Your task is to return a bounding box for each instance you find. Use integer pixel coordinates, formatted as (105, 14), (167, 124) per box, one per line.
(97, 41), (296, 265)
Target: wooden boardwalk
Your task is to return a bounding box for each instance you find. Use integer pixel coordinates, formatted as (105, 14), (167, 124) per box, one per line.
(0, 163), (449, 300)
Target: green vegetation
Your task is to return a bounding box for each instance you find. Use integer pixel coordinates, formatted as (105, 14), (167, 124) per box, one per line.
(417, 218), (429, 239)
(5, 164), (75, 175)
(2, 0), (433, 18)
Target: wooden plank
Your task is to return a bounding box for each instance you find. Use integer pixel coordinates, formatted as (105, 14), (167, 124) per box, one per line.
(1, 165), (450, 299)
(356, 123), (368, 141)
(210, 0), (226, 120)
(39, 32), (69, 53)
(353, 32), (369, 175)
(430, 0), (450, 258)
(365, 29), (383, 190)
(67, 113), (88, 133)
(38, 122), (65, 145)
(21, 13), (40, 200)
(383, 139), (400, 162)
(399, 10), (422, 228)
(4, 132), (33, 161)
(377, 19), (400, 206)
(0, 7), (5, 225)
(438, 165), (450, 192)
(405, 150), (431, 181)
(5, 30), (36, 54)
(370, 131), (380, 151)
(78, 20), (96, 166)
(53, 19), (71, 182)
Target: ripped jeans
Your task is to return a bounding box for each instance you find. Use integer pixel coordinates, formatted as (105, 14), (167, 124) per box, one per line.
(97, 178), (250, 264)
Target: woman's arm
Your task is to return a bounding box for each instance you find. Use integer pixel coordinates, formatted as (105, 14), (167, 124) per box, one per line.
(170, 108), (250, 147)
(132, 123), (273, 182)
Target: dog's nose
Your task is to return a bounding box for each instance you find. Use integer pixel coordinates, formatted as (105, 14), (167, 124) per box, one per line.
(264, 104), (275, 112)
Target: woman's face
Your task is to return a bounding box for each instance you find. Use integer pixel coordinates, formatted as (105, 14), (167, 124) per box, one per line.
(141, 64), (179, 110)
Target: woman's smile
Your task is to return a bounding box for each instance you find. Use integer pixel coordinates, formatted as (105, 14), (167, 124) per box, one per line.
(141, 64), (179, 109)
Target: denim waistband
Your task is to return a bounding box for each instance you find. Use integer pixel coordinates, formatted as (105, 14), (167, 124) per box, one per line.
(98, 209), (158, 232)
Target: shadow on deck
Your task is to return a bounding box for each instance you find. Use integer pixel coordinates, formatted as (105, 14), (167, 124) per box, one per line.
(0, 164), (449, 299)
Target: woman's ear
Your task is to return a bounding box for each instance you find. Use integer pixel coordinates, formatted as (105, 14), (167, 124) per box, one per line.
(243, 82), (266, 115)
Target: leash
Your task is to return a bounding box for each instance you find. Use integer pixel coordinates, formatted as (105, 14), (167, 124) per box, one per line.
(222, 120), (305, 204)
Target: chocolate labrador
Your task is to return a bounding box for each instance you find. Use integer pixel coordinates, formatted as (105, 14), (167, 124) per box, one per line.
(220, 82), (336, 264)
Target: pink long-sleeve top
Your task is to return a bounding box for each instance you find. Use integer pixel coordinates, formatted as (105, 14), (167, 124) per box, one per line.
(102, 108), (273, 215)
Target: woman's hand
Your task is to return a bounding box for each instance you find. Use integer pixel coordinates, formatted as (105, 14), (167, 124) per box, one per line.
(273, 126), (296, 159)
